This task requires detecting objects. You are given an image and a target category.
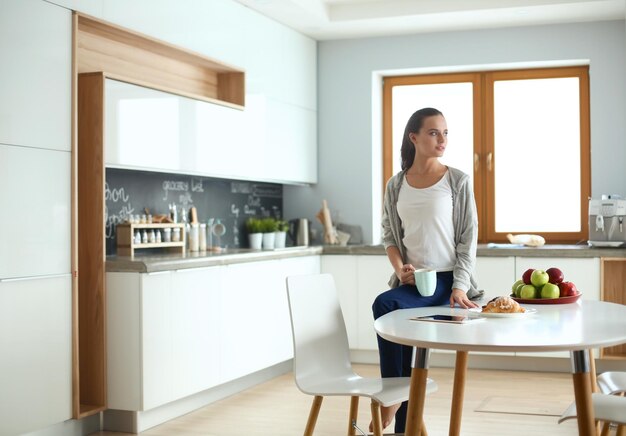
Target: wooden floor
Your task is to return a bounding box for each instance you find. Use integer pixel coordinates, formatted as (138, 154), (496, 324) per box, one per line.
(90, 364), (584, 435)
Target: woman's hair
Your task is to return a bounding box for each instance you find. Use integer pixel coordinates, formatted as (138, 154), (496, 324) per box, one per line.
(400, 107), (444, 170)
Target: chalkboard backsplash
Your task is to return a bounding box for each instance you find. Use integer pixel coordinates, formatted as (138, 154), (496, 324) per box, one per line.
(105, 168), (282, 255)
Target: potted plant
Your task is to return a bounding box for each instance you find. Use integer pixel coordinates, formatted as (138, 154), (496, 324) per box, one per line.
(246, 218), (263, 250)
(275, 220), (289, 249)
(260, 217), (278, 250)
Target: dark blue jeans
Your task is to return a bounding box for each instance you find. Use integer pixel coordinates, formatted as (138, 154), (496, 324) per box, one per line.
(372, 271), (453, 433)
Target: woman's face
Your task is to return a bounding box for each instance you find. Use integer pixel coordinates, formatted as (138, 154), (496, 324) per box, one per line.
(409, 115), (448, 159)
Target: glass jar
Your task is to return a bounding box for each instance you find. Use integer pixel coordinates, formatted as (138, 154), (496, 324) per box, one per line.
(163, 227), (172, 242)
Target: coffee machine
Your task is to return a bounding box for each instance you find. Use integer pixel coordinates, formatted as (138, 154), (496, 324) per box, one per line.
(588, 196), (626, 247)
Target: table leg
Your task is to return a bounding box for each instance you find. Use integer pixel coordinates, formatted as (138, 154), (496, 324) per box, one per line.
(405, 347), (429, 436)
(449, 351), (468, 436)
(570, 350), (596, 436)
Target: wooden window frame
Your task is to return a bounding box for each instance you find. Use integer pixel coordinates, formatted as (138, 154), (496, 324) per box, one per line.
(382, 66), (590, 244)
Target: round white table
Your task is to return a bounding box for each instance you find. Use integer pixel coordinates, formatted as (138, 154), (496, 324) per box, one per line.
(374, 299), (626, 436)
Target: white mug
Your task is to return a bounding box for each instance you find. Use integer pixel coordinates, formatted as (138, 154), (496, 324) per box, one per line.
(414, 269), (437, 296)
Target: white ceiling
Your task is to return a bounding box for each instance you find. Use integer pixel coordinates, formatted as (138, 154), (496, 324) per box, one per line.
(232, 0), (626, 40)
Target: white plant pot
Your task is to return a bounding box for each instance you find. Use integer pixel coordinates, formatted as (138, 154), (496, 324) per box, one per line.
(248, 233), (263, 250)
(274, 231), (287, 249)
(262, 232), (276, 250)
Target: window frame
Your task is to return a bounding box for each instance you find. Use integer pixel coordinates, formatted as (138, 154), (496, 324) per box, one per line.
(382, 66), (590, 243)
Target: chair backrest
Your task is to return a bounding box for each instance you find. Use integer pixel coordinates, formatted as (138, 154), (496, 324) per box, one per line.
(286, 273), (355, 390)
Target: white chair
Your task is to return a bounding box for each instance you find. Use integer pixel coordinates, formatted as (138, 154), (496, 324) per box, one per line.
(558, 393), (626, 435)
(286, 273), (437, 436)
(559, 368), (626, 435)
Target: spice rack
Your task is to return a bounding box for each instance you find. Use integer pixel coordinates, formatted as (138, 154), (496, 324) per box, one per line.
(116, 223), (186, 256)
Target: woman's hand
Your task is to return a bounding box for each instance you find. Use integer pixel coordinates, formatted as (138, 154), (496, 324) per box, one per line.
(397, 264), (416, 285)
(450, 288), (479, 308)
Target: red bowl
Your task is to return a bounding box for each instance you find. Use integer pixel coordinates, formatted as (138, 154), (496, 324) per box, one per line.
(511, 292), (582, 305)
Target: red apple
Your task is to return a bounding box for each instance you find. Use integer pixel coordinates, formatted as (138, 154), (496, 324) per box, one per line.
(522, 268), (535, 285)
(558, 281), (579, 297)
(546, 267), (564, 284)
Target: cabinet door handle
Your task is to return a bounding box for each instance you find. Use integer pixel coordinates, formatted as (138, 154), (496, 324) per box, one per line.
(474, 153), (480, 172)
(487, 152), (493, 172)
(0, 273), (71, 283)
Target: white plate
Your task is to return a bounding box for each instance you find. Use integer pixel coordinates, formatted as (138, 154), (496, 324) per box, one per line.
(469, 307), (537, 318)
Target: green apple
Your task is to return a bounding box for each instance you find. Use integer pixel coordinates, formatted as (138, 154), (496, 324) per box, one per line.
(512, 279), (525, 296)
(520, 284), (538, 299)
(530, 269), (549, 287)
(514, 282), (525, 297)
(541, 283), (560, 299)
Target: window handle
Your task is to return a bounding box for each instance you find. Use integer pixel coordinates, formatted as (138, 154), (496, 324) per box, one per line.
(487, 152), (493, 171)
(474, 153), (480, 172)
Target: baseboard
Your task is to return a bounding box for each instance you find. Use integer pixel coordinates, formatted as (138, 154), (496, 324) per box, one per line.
(21, 414), (100, 436)
(103, 359), (293, 434)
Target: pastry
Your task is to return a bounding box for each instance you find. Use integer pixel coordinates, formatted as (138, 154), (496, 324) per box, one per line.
(482, 296), (526, 313)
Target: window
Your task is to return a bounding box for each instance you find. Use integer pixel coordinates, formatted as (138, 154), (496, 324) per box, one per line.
(382, 66), (590, 243)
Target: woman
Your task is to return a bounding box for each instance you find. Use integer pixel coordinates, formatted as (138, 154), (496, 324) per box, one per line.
(372, 107), (483, 433)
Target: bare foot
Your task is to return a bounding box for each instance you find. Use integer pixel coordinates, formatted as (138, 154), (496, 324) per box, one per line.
(369, 403), (401, 432)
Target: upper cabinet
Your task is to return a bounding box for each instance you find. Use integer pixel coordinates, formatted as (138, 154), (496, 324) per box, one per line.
(0, 0), (71, 151)
(105, 78), (317, 184)
(74, 1), (317, 184)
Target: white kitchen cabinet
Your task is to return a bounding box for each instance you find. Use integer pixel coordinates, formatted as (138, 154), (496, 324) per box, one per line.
(107, 271), (174, 411)
(0, 144), (71, 279)
(105, 79), (317, 184)
(220, 256), (319, 382)
(0, 0), (71, 151)
(320, 255), (359, 348)
(475, 256), (516, 300)
(0, 275), (72, 436)
(107, 255), (319, 415)
(107, 268), (222, 411)
(321, 255), (393, 351)
(170, 267), (222, 401)
(356, 256), (394, 351)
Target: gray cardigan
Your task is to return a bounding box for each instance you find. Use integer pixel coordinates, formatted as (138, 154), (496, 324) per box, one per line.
(381, 167), (483, 300)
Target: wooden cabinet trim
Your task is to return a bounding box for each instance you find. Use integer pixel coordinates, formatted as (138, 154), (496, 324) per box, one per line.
(75, 13), (245, 109)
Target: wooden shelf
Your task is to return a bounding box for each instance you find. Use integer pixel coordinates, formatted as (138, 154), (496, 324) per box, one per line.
(75, 13), (245, 109)
(600, 257), (626, 359)
(116, 223), (186, 256)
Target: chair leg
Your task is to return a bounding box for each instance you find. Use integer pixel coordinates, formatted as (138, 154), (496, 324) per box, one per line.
(600, 421), (611, 436)
(304, 395), (323, 436)
(370, 400), (383, 436)
(348, 396), (359, 436)
(617, 424), (625, 436)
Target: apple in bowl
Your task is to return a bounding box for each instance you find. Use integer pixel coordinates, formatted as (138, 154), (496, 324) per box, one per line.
(558, 281), (579, 297)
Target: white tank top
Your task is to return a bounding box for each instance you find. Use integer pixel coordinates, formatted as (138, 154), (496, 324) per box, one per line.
(397, 172), (456, 271)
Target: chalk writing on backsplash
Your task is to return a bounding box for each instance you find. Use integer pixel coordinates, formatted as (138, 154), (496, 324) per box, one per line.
(191, 178), (204, 193)
(105, 168), (282, 254)
(104, 182), (135, 239)
(162, 180), (189, 201)
(231, 181), (252, 194)
(253, 185), (281, 198)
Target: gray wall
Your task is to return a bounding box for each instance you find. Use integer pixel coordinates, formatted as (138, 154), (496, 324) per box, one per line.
(285, 20), (626, 244)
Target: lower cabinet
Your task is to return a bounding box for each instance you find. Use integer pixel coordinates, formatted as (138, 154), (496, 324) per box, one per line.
(0, 275), (72, 436)
(322, 254), (603, 361)
(106, 255), (320, 412)
(321, 255), (392, 351)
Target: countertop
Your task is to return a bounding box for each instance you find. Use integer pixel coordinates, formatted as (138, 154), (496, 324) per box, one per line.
(106, 243), (626, 273)
(323, 243), (626, 258)
(106, 246), (323, 273)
